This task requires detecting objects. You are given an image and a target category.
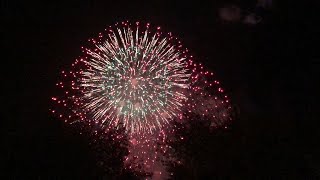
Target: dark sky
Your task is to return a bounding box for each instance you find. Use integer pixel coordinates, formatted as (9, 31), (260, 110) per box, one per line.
(2, 0), (318, 178)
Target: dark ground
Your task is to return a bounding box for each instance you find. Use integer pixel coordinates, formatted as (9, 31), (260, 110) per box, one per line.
(1, 0), (319, 179)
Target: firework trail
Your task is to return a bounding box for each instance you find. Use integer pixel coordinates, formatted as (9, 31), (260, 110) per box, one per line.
(124, 130), (175, 179)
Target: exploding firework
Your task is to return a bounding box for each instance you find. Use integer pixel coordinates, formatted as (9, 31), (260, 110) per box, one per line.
(51, 21), (233, 178)
(51, 21), (192, 135)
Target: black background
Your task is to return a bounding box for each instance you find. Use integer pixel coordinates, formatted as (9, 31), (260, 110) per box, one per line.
(2, 0), (318, 178)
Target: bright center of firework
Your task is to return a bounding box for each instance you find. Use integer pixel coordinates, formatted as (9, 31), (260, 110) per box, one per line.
(80, 26), (191, 134)
(131, 78), (138, 87)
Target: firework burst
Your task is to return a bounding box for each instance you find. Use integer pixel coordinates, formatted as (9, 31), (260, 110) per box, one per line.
(52, 21), (192, 134)
(51, 21), (233, 178)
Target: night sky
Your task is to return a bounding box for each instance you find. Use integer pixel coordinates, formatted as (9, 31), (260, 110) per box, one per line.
(2, 0), (318, 178)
